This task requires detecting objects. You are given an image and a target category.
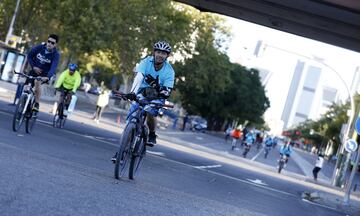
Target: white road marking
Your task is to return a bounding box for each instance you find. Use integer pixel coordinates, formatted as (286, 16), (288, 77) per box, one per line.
(194, 164), (222, 169)
(301, 198), (338, 211)
(37, 119), (52, 125)
(156, 155), (296, 197)
(247, 179), (268, 186)
(195, 136), (203, 140)
(147, 150), (165, 156)
(251, 148), (264, 161)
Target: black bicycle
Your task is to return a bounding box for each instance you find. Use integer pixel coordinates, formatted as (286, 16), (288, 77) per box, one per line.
(12, 71), (44, 134)
(278, 154), (288, 173)
(112, 92), (173, 180)
(53, 91), (72, 128)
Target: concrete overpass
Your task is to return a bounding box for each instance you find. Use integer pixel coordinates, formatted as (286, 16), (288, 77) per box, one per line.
(176, 0), (360, 52)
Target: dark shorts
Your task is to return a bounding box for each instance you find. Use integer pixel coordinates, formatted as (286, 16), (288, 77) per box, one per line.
(280, 153), (290, 158)
(57, 86), (73, 107)
(24, 70), (48, 87)
(58, 85), (73, 97)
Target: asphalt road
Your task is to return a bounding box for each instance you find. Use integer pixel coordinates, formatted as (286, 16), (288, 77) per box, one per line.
(0, 95), (348, 216)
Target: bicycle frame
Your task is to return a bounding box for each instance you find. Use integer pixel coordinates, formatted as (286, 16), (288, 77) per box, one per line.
(21, 84), (35, 115)
(128, 104), (149, 145)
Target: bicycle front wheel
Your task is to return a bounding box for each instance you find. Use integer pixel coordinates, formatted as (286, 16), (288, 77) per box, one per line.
(25, 110), (37, 134)
(53, 103), (67, 128)
(278, 161), (284, 173)
(129, 136), (146, 180)
(53, 113), (60, 128)
(12, 94), (27, 132)
(114, 122), (136, 179)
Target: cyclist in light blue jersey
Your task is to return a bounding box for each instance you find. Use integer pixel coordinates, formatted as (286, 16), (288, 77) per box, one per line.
(264, 137), (273, 147)
(279, 141), (292, 164)
(123, 41), (175, 146)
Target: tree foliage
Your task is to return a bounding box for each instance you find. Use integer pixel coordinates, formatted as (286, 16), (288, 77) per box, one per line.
(174, 13), (270, 130)
(1, 0), (270, 129)
(290, 100), (349, 154)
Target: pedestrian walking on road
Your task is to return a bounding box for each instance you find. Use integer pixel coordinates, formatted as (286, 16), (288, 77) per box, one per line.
(312, 153), (324, 181)
(182, 114), (188, 131)
(224, 125), (233, 143)
(93, 90), (110, 124)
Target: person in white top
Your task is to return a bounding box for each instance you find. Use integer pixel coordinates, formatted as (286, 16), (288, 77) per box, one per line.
(93, 90), (110, 124)
(312, 153), (325, 181)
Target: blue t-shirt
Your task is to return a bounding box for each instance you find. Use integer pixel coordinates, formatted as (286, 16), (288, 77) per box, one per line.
(27, 43), (60, 78)
(245, 133), (255, 144)
(280, 145), (292, 155)
(135, 56), (175, 90)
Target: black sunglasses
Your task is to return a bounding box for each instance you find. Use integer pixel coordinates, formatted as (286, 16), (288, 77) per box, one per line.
(47, 40), (56, 45)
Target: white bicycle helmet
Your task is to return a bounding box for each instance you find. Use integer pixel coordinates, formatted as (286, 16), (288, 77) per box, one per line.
(153, 41), (171, 54)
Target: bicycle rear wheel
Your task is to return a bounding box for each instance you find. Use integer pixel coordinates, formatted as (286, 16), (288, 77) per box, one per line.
(25, 110), (37, 134)
(129, 136), (146, 180)
(12, 94), (27, 132)
(114, 123), (136, 179)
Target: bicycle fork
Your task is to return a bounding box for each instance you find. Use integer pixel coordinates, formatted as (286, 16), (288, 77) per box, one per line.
(21, 93), (32, 115)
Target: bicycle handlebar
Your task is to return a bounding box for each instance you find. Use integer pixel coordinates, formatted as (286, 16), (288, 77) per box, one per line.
(14, 70), (49, 83)
(111, 91), (174, 108)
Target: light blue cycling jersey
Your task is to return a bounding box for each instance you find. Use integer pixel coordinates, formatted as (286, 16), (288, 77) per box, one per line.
(264, 137), (273, 146)
(245, 133), (255, 145)
(136, 56), (175, 90)
(279, 145), (292, 155)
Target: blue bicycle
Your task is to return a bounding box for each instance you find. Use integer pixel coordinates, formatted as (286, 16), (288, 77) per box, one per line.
(112, 92), (173, 180)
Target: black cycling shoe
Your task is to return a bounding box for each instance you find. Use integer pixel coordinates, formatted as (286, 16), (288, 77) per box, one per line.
(147, 132), (157, 147)
(33, 102), (40, 112)
(111, 152), (118, 164)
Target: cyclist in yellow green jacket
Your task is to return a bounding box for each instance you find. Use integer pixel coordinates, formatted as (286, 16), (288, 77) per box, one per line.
(55, 63), (81, 111)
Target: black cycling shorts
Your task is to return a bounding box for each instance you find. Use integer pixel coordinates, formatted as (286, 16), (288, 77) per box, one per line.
(24, 70), (48, 87)
(58, 85), (73, 97)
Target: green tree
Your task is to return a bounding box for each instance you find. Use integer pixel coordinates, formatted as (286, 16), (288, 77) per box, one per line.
(175, 13), (269, 130)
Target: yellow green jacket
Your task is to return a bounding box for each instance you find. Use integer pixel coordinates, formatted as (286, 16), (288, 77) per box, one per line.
(55, 69), (81, 92)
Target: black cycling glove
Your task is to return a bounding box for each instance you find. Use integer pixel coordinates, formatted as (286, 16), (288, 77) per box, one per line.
(159, 86), (171, 99)
(124, 92), (137, 101)
(144, 74), (160, 89)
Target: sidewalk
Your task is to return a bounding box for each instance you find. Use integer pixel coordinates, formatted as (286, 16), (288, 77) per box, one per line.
(1, 80), (359, 214)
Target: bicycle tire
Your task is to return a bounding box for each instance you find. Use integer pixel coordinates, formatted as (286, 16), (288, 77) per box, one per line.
(25, 111), (37, 134)
(114, 122), (136, 179)
(12, 94), (27, 132)
(278, 161), (284, 173)
(129, 136), (146, 180)
(59, 102), (67, 128)
(53, 102), (65, 128)
(60, 117), (67, 128)
(53, 114), (60, 127)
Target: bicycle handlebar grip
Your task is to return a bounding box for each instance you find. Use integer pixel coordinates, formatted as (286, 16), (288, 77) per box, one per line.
(163, 104), (174, 108)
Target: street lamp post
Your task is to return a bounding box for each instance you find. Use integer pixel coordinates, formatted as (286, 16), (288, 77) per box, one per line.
(5, 0), (21, 44)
